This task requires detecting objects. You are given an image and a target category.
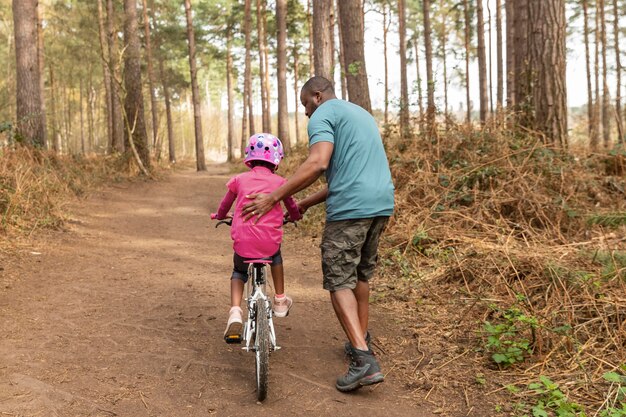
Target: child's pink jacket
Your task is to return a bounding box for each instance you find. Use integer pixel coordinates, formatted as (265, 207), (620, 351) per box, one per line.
(216, 166), (301, 258)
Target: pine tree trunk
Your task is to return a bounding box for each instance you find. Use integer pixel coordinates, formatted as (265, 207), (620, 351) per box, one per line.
(487, 1), (493, 114)
(262, 1), (271, 131)
(505, 0), (515, 108)
(398, 0), (410, 138)
(107, 0), (124, 152)
(496, 0), (503, 111)
(184, 0), (206, 171)
(592, 0), (601, 150)
(527, 0), (568, 146)
(141, 0), (159, 151)
(612, 0), (623, 143)
(97, 0), (113, 153)
(383, 3), (389, 125)
(257, 0), (270, 133)
(338, 0), (371, 112)
(513, 0), (530, 117)
(36, 4), (48, 147)
(242, 0), (252, 156)
(463, 0), (471, 122)
(599, 0), (611, 148)
(477, 0), (489, 123)
(329, 2), (335, 80)
(158, 57), (175, 164)
(423, 0), (435, 127)
(276, 0), (290, 150)
(440, 0), (449, 117)
(336, 0), (347, 100)
(226, 28), (235, 161)
(293, 45), (301, 143)
(582, 0), (596, 143)
(313, 0), (333, 80)
(48, 64), (61, 152)
(414, 37), (424, 124)
(307, 0), (314, 78)
(80, 78), (85, 154)
(13, 0), (46, 147)
(123, 0), (150, 170)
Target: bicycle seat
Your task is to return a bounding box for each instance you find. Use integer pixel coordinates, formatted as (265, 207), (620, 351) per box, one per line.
(244, 259), (273, 265)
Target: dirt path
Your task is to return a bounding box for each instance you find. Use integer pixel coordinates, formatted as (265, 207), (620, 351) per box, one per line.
(0, 167), (435, 417)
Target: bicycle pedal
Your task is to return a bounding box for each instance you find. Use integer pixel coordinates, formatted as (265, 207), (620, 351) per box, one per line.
(224, 335), (242, 344)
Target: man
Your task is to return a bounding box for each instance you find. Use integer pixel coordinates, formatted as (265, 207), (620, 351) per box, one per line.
(242, 76), (394, 392)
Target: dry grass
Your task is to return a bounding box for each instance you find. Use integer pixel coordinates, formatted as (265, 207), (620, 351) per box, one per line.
(284, 123), (626, 414)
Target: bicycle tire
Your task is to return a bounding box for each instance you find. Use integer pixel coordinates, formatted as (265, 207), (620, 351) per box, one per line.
(255, 302), (270, 401)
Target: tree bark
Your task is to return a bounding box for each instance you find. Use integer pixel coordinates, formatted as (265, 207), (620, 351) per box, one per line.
(293, 45), (301, 143)
(527, 0), (568, 146)
(48, 63), (61, 152)
(423, 0), (435, 127)
(336, 0), (347, 100)
(97, 0), (114, 153)
(496, 0), (503, 112)
(261, 1), (271, 131)
(241, 0), (252, 156)
(414, 36), (424, 124)
(123, 0), (150, 170)
(513, 0), (530, 118)
(398, 0), (410, 137)
(383, 2), (389, 125)
(313, 0), (333, 80)
(307, 0), (314, 78)
(80, 77), (85, 154)
(612, 0), (623, 144)
(487, 1), (493, 114)
(13, 0), (46, 147)
(477, 0), (489, 123)
(141, 0), (159, 151)
(184, 0), (206, 171)
(276, 0), (291, 150)
(338, 0), (371, 112)
(257, 0), (271, 133)
(226, 27), (235, 162)
(599, 0), (610, 147)
(582, 0), (596, 143)
(463, 0), (471, 122)
(107, 0), (124, 152)
(505, 0), (515, 108)
(440, 0), (449, 117)
(592, 0), (601, 150)
(36, 3), (48, 147)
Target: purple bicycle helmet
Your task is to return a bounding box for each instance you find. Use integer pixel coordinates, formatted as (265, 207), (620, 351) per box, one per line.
(244, 133), (284, 169)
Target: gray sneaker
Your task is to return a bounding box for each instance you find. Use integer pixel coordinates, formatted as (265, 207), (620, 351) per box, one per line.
(343, 331), (372, 356)
(336, 348), (384, 392)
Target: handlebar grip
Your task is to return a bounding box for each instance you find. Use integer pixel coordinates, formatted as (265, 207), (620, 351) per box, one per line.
(210, 213), (217, 220)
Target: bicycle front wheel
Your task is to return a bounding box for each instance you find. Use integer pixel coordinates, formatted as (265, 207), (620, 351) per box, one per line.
(255, 302), (270, 401)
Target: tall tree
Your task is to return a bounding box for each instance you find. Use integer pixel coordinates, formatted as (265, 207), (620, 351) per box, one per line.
(183, 0), (206, 171)
(276, 0), (291, 150)
(383, 2), (390, 125)
(338, 0), (371, 112)
(477, 0), (489, 123)
(107, 0), (124, 152)
(496, 0), (503, 111)
(612, 0), (623, 143)
(513, 0), (529, 116)
(599, 0), (610, 147)
(414, 35), (424, 123)
(592, 0), (601, 150)
(313, 0), (333, 80)
(505, 0), (515, 108)
(257, 0), (271, 133)
(463, 0), (472, 121)
(13, 0), (46, 147)
(123, 0), (150, 171)
(96, 0), (113, 153)
(141, 0), (159, 151)
(582, 0), (596, 143)
(307, 0), (314, 77)
(437, 0), (449, 116)
(336, 0), (347, 100)
(241, 0), (252, 156)
(423, 0), (435, 128)
(398, 0), (410, 137)
(226, 23), (235, 161)
(36, 3), (47, 147)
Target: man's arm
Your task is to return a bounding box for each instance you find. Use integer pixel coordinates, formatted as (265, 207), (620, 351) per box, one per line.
(297, 186), (328, 215)
(242, 141), (333, 220)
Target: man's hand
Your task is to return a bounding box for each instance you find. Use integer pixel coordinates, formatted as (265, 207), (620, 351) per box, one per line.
(242, 193), (277, 222)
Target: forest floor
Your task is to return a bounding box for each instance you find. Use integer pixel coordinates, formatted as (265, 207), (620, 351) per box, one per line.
(0, 166), (475, 417)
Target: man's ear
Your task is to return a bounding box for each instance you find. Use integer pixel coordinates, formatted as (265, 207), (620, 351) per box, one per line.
(314, 91), (322, 104)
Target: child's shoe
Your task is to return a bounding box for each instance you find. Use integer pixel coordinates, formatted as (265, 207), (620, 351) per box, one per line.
(224, 306), (243, 343)
(273, 294), (292, 317)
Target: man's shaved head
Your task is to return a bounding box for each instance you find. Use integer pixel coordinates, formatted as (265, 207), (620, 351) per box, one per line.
(301, 76), (335, 95)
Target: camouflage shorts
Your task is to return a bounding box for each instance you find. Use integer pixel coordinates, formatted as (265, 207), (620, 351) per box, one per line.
(320, 217), (389, 292)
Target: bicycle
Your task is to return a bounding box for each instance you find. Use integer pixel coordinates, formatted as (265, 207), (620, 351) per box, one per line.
(211, 213), (287, 402)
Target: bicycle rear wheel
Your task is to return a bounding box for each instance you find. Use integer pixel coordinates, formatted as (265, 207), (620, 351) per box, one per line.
(255, 302), (270, 401)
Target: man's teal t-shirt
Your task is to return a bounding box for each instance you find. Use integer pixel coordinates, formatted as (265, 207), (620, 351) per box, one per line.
(308, 99), (395, 221)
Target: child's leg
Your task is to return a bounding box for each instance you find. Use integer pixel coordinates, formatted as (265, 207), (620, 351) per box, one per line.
(230, 278), (245, 307)
(270, 263), (285, 295)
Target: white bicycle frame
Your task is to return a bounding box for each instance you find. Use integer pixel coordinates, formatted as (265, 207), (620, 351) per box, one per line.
(242, 263), (279, 352)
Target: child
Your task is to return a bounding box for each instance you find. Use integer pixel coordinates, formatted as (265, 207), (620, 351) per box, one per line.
(214, 133), (301, 341)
